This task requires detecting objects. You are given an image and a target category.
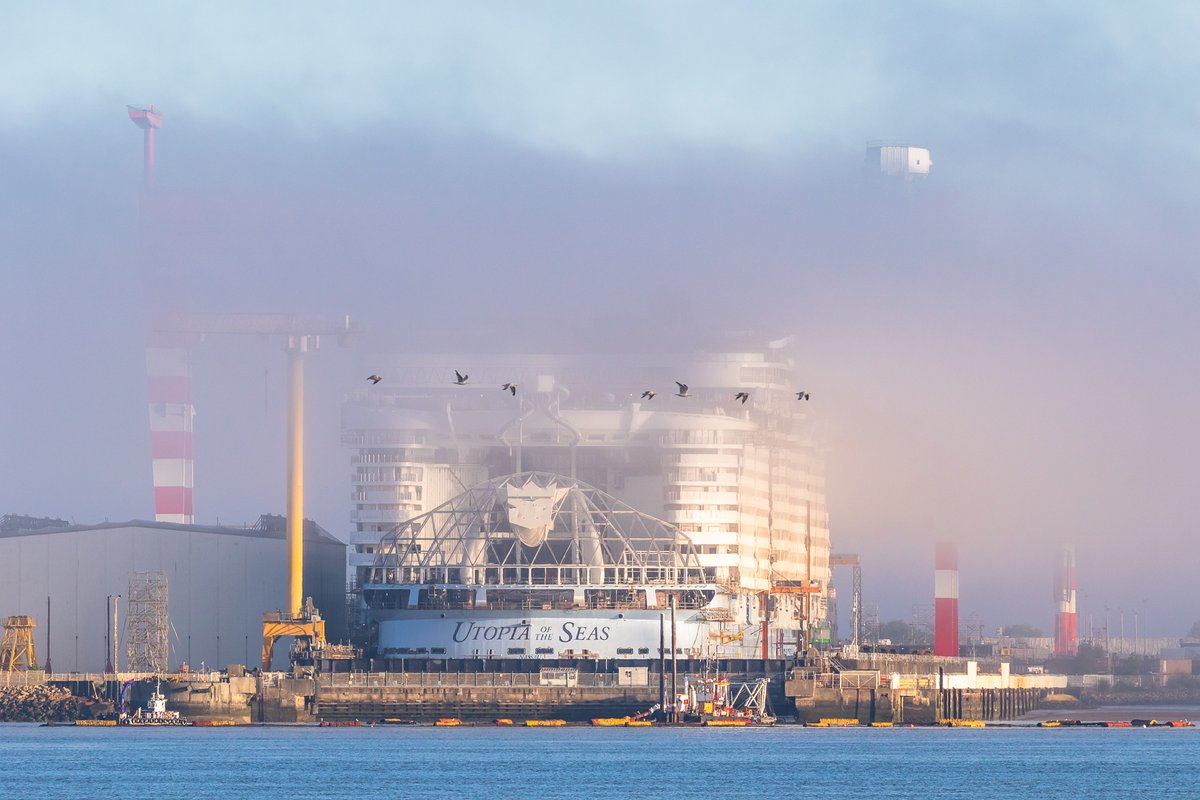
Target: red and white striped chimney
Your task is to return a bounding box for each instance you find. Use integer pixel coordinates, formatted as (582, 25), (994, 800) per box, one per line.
(146, 340), (195, 524)
(934, 542), (959, 657)
(1054, 545), (1077, 656)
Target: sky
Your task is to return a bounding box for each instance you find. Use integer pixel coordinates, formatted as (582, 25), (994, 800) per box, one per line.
(2, 1), (1198, 636)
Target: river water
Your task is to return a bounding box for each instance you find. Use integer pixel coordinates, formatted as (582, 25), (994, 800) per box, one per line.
(8, 721), (1197, 799)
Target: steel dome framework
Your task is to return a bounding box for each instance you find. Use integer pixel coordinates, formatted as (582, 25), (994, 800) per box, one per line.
(368, 472), (706, 588)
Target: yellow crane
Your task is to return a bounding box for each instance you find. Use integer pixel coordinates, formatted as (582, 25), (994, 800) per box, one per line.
(150, 312), (356, 670)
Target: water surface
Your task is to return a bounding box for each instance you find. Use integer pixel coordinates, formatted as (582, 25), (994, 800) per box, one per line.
(10, 723), (1197, 799)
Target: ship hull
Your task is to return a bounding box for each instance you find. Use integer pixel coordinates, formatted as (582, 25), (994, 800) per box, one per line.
(371, 607), (756, 660)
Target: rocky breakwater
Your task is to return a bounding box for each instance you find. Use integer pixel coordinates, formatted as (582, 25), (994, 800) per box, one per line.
(0, 684), (111, 722)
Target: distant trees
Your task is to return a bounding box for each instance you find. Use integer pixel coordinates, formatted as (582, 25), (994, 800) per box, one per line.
(1187, 620), (1200, 640)
(876, 619), (931, 645)
(1046, 642), (1110, 675)
(878, 619), (915, 644)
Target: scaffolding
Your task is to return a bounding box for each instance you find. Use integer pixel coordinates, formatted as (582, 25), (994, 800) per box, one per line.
(1, 616), (37, 672)
(125, 572), (169, 672)
(830, 553), (862, 646)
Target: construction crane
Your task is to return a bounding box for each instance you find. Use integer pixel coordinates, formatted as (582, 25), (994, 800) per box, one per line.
(149, 311), (357, 670)
(830, 553), (862, 647)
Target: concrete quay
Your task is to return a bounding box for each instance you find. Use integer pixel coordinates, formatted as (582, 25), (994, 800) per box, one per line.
(786, 658), (1069, 724)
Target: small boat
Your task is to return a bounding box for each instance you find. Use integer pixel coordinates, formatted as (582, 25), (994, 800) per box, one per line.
(120, 679), (192, 726)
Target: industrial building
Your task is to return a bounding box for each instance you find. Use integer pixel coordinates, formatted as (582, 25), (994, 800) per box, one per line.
(343, 342), (833, 657)
(0, 514), (346, 672)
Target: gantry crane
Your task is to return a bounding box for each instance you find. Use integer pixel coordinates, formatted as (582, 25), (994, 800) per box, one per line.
(149, 311), (357, 670)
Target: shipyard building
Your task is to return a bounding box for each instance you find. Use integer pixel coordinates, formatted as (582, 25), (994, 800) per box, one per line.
(0, 514), (346, 672)
(343, 344), (832, 658)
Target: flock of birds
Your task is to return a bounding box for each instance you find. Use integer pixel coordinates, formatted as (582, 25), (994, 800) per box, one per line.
(366, 372), (812, 404)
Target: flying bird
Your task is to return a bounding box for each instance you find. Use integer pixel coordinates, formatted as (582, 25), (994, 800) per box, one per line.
(366, 374), (382, 384)
(796, 391), (810, 401)
(502, 382), (517, 396)
(454, 370), (469, 385)
(675, 382), (689, 398)
(734, 392), (749, 404)
(641, 390), (656, 400)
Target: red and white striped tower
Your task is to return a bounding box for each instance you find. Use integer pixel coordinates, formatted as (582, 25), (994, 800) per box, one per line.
(1054, 545), (1077, 656)
(934, 542), (959, 657)
(130, 105), (196, 525)
(145, 338), (195, 524)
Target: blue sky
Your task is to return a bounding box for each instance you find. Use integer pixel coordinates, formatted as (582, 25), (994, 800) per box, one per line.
(5, 2), (1198, 165)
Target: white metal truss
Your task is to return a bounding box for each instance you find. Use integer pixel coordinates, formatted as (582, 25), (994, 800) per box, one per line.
(368, 471), (706, 588)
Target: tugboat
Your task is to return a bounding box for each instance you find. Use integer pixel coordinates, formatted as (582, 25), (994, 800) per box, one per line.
(119, 679), (192, 726)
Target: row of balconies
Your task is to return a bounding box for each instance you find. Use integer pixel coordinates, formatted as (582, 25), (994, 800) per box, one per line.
(664, 488), (739, 503)
(351, 508), (420, 524)
(353, 488), (422, 503)
(666, 509), (740, 525)
(352, 474), (424, 485)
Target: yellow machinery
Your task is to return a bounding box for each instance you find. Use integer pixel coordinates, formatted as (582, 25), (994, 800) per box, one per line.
(709, 627), (748, 645)
(262, 601), (358, 671)
(261, 602), (325, 671)
(1, 616), (37, 672)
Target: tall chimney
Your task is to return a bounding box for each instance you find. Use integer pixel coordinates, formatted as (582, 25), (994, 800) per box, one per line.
(1054, 545), (1078, 656)
(934, 542), (959, 657)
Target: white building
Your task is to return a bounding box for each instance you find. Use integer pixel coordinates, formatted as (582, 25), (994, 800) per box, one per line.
(866, 144), (932, 181)
(342, 343), (833, 655)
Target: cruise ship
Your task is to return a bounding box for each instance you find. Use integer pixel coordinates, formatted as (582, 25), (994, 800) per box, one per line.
(348, 343), (833, 660)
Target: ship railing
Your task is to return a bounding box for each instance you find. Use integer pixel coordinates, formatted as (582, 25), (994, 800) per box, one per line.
(317, 671), (632, 689)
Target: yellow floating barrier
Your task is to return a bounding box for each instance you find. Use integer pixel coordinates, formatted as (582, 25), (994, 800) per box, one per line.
(947, 719), (985, 728)
(704, 719), (749, 727)
(591, 718), (632, 726)
(75, 719), (117, 727)
(435, 718), (462, 727)
(493, 718), (514, 726)
(870, 722), (894, 727)
(625, 720), (653, 727)
(1038, 721), (1062, 728)
(817, 718), (860, 727)
(525, 719), (567, 727)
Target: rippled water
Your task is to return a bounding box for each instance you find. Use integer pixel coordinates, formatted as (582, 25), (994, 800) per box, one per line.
(9, 723), (1197, 799)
